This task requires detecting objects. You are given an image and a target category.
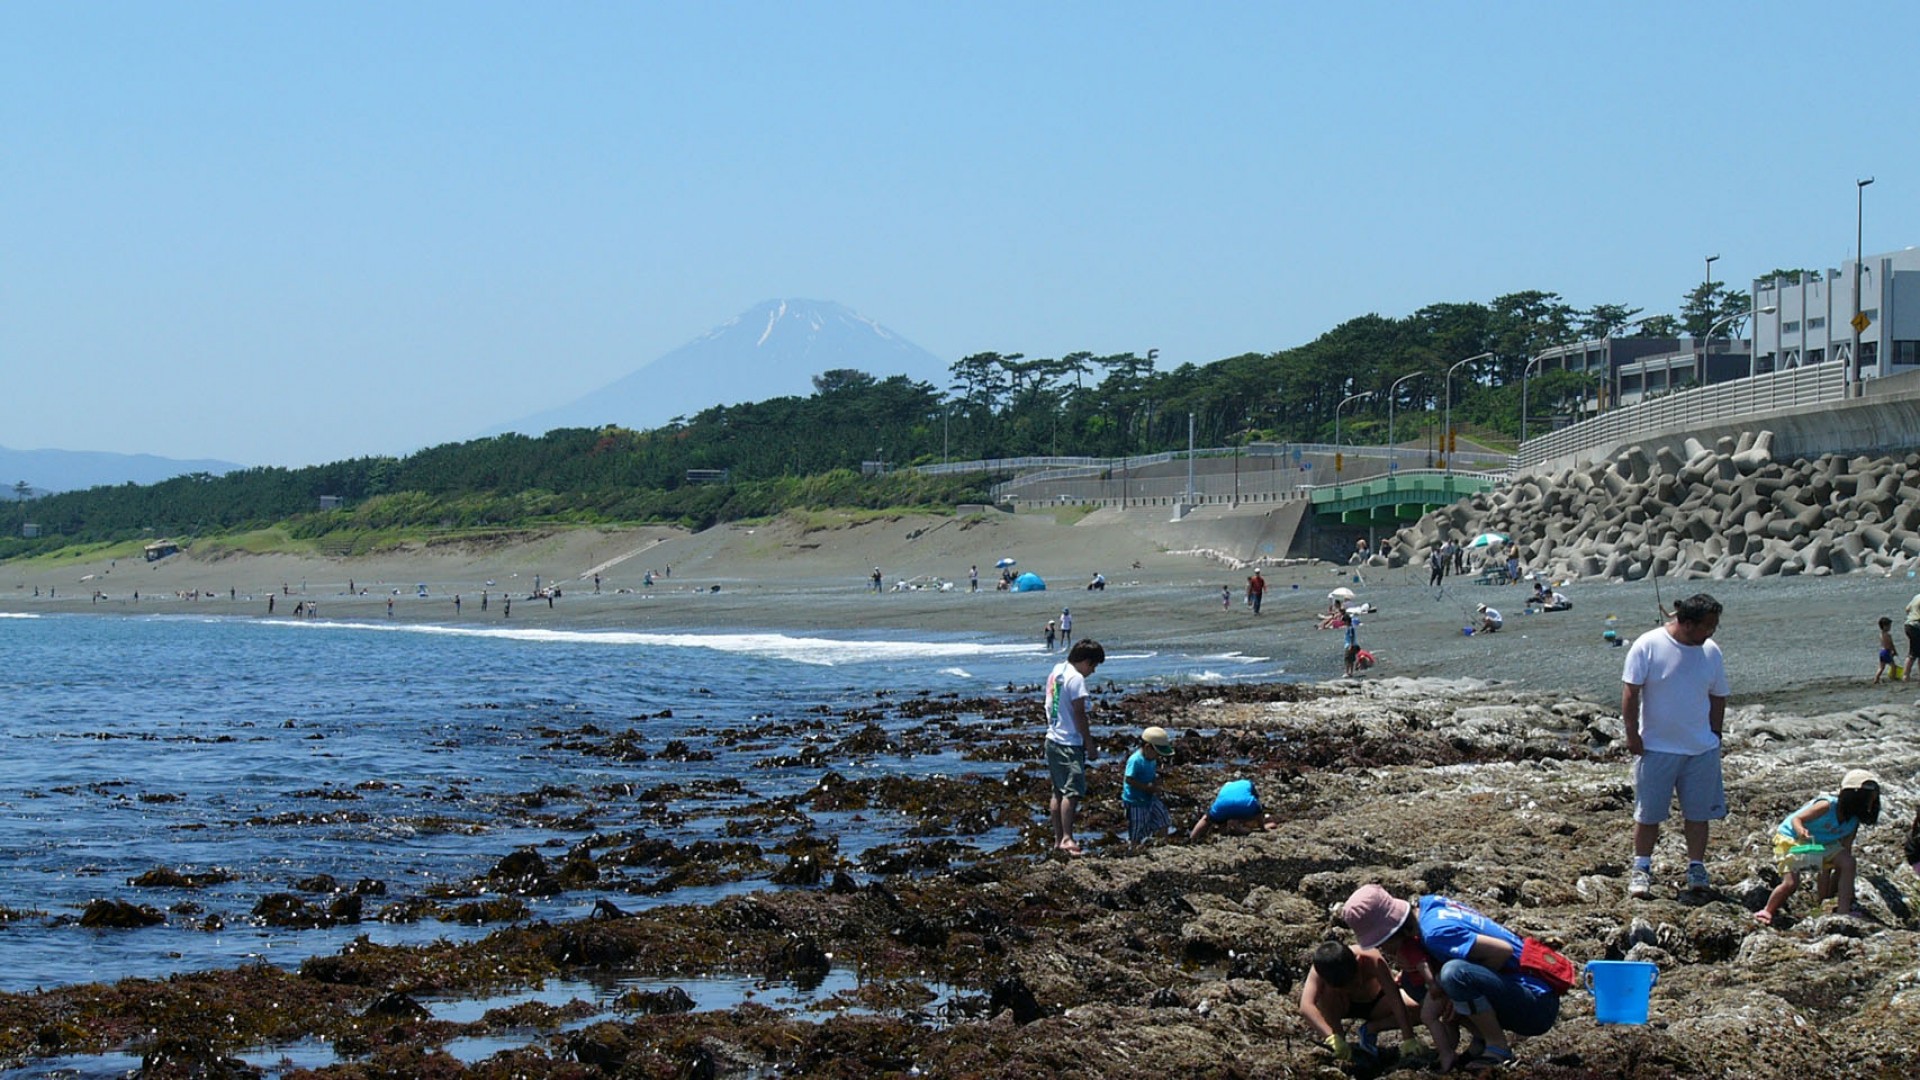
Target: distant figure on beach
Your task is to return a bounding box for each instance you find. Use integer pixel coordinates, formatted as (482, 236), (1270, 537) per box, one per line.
(870, 567), (882, 593)
(1474, 604), (1502, 633)
(1342, 885), (1563, 1071)
(1247, 570), (1265, 614)
(1088, 572), (1105, 591)
(1342, 611), (1363, 676)
(969, 565), (979, 592)
(1299, 941), (1423, 1067)
(387, 596), (394, 618)
(1059, 608), (1071, 639)
(481, 590), (489, 611)
(293, 601), (305, 617)
(644, 570), (654, 587)
(1755, 769), (1881, 925)
(1875, 617), (1898, 683)
(1350, 538), (1369, 565)
(1221, 585), (1232, 610)
(1122, 726), (1175, 844)
(454, 594), (461, 614)
(593, 573), (600, 594)
(1189, 778), (1279, 841)
(1044, 619), (1056, 651)
(266, 595), (274, 615)
(503, 597), (511, 618)
(1622, 593), (1728, 899)
(1905, 591), (1920, 678)
(1505, 552), (1520, 584)
(1043, 638), (1105, 856)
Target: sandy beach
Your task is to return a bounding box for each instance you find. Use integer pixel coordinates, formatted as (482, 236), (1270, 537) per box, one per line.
(8, 508), (1920, 716)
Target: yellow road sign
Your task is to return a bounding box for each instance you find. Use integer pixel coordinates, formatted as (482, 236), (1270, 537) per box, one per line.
(1852, 311), (1871, 333)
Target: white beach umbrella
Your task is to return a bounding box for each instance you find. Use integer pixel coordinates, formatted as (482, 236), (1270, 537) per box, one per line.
(1467, 532), (1510, 548)
(1328, 587), (1356, 601)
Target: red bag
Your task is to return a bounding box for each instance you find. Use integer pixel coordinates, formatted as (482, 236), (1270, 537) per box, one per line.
(1517, 938), (1576, 993)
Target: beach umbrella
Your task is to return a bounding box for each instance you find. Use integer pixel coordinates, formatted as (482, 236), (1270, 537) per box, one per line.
(1328, 587), (1356, 601)
(1467, 532), (1510, 548)
(1013, 572), (1046, 591)
(995, 557), (1017, 568)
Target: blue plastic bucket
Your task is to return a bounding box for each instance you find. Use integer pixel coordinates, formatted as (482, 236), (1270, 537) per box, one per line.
(1585, 961), (1658, 1024)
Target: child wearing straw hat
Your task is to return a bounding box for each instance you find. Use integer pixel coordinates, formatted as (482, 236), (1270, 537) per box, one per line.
(1122, 726), (1176, 844)
(1754, 769), (1883, 925)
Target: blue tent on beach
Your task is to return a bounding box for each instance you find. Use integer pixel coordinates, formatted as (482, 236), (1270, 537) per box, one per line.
(1013, 572), (1046, 591)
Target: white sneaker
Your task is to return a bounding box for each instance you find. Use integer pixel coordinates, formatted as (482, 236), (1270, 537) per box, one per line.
(1628, 867), (1653, 898)
(1686, 862), (1711, 891)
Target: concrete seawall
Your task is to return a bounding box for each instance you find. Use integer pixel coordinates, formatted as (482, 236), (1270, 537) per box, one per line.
(1534, 368), (1920, 473)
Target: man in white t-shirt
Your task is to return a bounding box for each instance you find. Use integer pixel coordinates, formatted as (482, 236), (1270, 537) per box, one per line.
(1043, 638), (1105, 856)
(1621, 593), (1729, 898)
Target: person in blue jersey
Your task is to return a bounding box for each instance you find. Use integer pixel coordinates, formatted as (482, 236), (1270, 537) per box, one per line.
(1755, 769), (1882, 925)
(1188, 777), (1280, 841)
(1343, 884), (1561, 1072)
(1121, 726), (1175, 845)
(1042, 638), (1104, 856)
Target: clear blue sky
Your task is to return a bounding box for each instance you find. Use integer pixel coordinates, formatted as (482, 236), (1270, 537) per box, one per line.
(5, 2), (1917, 467)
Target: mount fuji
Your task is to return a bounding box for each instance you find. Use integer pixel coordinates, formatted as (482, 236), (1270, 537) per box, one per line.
(494, 300), (951, 437)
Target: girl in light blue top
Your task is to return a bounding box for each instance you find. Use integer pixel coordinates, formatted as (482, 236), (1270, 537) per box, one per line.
(1755, 769), (1882, 925)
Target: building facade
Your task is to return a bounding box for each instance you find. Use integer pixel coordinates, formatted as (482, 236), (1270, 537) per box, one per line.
(1750, 247), (1920, 380)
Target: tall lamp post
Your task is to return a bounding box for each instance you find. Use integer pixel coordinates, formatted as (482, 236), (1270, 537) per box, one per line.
(1386, 371), (1423, 477)
(1519, 352), (1549, 445)
(1700, 304), (1774, 381)
(1852, 177), (1874, 388)
(1334, 390), (1374, 495)
(1443, 352), (1492, 474)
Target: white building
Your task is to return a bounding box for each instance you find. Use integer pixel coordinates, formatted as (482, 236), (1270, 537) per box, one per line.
(1750, 247), (1920, 379)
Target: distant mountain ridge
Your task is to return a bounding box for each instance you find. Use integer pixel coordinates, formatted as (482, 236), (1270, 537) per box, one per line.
(1, 446), (243, 497)
(492, 299), (950, 437)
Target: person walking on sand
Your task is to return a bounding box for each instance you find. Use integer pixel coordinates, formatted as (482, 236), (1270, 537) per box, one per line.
(1043, 638), (1105, 856)
(1221, 585), (1232, 610)
(1342, 610), (1363, 677)
(1248, 569), (1266, 614)
(1044, 619), (1056, 651)
(1059, 608), (1072, 639)
(970, 565), (979, 592)
(1876, 617), (1899, 683)
(1622, 593), (1729, 899)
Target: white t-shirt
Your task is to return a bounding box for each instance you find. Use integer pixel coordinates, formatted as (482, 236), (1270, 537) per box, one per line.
(1044, 661), (1090, 746)
(1622, 626), (1730, 755)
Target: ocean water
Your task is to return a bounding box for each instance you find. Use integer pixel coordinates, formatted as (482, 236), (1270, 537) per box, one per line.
(0, 612), (1286, 995)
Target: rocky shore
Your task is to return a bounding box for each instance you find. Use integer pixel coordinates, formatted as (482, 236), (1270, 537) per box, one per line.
(1, 674), (1917, 1078)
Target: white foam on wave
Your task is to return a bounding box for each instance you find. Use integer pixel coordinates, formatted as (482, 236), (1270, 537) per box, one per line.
(264, 619), (1037, 667)
(0, 612), (41, 619)
(937, 667), (972, 678)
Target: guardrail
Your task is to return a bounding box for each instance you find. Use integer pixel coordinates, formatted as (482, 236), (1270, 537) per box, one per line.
(1517, 363), (1846, 469)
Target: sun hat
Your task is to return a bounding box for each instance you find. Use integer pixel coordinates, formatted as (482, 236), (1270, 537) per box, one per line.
(1841, 769), (1882, 791)
(1342, 885), (1411, 950)
(1141, 726), (1175, 756)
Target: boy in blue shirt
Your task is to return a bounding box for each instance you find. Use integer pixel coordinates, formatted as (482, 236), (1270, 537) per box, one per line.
(1343, 884), (1561, 1071)
(1122, 726), (1175, 844)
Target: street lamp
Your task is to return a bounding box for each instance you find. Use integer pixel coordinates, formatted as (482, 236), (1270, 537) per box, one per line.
(1743, 305), (1781, 379)
(1519, 351), (1549, 445)
(1853, 177), (1874, 387)
(1334, 391), (1374, 494)
(1695, 304), (1774, 380)
(1386, 371), (1423, 476)
(1443, 352), (1492, 474)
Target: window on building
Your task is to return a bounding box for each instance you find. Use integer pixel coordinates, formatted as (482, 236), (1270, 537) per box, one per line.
(1895, 341), (1919, 366)
(1807, 317), (1825, 330)
(1808, 348), (1825, 364)
(1860, 342), (1878, 368)
(1782, 321), (1800, 333)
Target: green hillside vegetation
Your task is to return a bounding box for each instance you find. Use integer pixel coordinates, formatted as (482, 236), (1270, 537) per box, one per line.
(1, 285), (1746, 560)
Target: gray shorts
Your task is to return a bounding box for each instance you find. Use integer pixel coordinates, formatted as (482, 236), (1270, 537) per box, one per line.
(1046, 740), (1087, 799)
(1633, 748), (1727, 824)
